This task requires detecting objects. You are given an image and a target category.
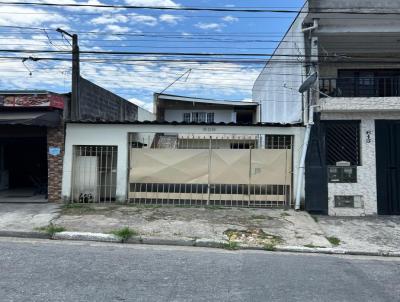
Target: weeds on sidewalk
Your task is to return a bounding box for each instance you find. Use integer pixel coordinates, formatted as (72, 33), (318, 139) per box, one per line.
(326, 236), (341, 246)
(221, 241), (239, 250)
(111, 227), (138, 242)
(36, 223), (65, 236)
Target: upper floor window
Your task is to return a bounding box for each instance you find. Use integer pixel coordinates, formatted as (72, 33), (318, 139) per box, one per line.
(206, 112), (214, 123)
(183, 113), (191, 123)
(183, 112), (215, 123)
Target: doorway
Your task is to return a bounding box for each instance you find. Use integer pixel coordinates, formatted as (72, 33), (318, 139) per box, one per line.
(0, 126), (48, 202)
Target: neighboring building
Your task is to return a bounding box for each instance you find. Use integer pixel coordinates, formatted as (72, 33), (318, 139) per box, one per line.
(0, 78), (140, 203)
(257, 0), (400, 215)
(154, 93), (259, 124)
(62, 93), (304, 207)
(0, 91), (66, 203)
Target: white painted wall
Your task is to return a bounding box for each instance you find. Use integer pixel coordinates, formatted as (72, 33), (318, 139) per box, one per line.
(62, 123), (305, 203)
(252, 5), (307, 124)
(164, 109), (235, 123)
(137, 106), (155, 121)
(321, 111), (400, 216)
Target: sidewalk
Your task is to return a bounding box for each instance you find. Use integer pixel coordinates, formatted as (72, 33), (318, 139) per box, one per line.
(0, 203), (399, 256)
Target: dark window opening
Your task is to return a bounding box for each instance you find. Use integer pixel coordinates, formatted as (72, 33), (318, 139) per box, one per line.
(324, 121), (361, 166)
(236, 110), (253, 124)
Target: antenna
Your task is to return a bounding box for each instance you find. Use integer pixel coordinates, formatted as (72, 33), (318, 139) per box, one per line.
(298, 72), (317, 93)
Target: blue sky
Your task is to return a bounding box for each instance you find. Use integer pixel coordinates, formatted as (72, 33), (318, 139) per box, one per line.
(0, 0), (304, 111)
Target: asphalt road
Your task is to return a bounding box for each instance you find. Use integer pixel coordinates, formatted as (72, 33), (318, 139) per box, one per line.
(0, 238), (399, 302)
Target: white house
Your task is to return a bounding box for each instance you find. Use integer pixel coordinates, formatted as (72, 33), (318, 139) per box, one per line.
(255, 0), (400, 216)
(61, 93), (304, 208)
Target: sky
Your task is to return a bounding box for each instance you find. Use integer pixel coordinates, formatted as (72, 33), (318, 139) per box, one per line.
(0, 0), (304, 111)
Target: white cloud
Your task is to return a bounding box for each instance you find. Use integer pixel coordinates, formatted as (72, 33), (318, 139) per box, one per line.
(195, 22), (225, 31)
(124, 0), (180, 7)
(159, 14), (183, 25)
(130, 14), (158, 26)
(0, 5), (63, 26)
(222, 15), (239, 23)
(92, 14), (129, 25)
(105, 24), (130, 33)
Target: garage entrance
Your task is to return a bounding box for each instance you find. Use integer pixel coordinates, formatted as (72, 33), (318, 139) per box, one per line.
(376, 120), (400, 215)
(0, 126), (48, 202)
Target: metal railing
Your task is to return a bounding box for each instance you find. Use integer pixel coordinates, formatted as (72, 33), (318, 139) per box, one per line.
(320, 76), (400, 97)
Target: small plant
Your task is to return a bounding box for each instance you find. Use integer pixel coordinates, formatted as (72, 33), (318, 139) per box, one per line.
(111, 227), (138, 242)
(311, 215), (319, 223)
(280, 212), (291, 217)
(36, 223), (65, 236)
(222, 241), (239, 250)
(264, 243), (277, 251)
(326, 236), (340, 246)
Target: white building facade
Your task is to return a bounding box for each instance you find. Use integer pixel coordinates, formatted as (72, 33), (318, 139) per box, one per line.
(255, 0), (400, 215)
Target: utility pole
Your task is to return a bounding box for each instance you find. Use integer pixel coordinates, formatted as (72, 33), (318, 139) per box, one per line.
(57, 28), (80, 120)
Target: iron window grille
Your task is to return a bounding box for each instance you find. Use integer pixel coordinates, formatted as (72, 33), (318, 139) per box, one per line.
(324, 121), (361, 166)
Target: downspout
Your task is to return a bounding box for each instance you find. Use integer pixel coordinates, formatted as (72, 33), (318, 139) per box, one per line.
(302, 19), (319, 33)
(295, 18), (319, 210)
(295, 105), (316, 210)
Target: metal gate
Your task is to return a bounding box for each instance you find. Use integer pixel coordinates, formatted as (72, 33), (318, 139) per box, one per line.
(128, 133), (293, 208)
(376, 120), (400, 215)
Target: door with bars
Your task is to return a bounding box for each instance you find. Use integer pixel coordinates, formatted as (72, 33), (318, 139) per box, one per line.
(71, 145), (118, 203)
(128, 133), (293, 208)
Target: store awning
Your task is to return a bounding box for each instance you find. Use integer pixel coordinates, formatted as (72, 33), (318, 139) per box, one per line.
(0, 111), (61, 127)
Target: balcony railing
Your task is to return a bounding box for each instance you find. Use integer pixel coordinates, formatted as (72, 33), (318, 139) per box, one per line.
(320, 76), (400, 98)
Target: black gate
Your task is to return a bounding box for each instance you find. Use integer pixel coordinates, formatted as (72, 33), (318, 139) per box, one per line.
(376, 120), (400, 215)
(305, 113), (328, 214)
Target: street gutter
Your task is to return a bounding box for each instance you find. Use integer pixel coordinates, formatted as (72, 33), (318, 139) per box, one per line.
(1, 230), (399, 258)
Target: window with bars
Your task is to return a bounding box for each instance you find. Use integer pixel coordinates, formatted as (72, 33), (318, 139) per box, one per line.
(324, 120), (361, 166)
(183, 113), (191, 123)
(206, 112), (215, 123)
(265, 135), (293, 149)
(183, 112), (215, 123)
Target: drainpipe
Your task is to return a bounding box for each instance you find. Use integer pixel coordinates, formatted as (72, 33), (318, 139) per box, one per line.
(295, 105), (317, 210)
(302, 19), (319, 33)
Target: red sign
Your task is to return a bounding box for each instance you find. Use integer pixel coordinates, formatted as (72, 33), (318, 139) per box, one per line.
(0, 94), (64, 109)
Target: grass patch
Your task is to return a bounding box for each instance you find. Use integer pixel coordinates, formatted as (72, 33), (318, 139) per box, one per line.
(111, 227), (138, 241)
(280, 212), (291, 217)
(263, 243), (277, 251)
(221, 241), (239, 250)
(36, 223), (65, 236)
(311, 215), (319, 223)
(326, 236), (340, 246)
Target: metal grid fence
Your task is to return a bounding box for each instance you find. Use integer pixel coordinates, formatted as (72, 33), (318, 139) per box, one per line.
(70, 145), (118, 203)
(128, 133), (293, 208)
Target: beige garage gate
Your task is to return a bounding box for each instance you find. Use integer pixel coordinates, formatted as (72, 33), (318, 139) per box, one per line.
(128, 135), (293, 208)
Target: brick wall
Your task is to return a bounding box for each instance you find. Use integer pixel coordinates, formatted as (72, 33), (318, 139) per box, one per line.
(47, 123), (65, 202)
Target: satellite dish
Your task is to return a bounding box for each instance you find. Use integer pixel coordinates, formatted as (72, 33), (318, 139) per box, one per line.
(298, 72), (318, 93)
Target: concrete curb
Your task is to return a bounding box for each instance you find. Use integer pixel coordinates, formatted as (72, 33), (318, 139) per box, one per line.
(53, 231), (121, 243)
(1, 230), (400, 257)
(0, 230), (51, 239)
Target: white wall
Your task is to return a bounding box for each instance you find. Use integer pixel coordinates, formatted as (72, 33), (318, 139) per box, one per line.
(137, 106), (155, 121)
(62, 123), (305, 203)
(252, 5), (307, 124)
(164, 109), (235, 123)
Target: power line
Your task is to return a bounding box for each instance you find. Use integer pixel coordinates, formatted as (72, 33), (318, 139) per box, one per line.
(2, 2), (400, 15)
